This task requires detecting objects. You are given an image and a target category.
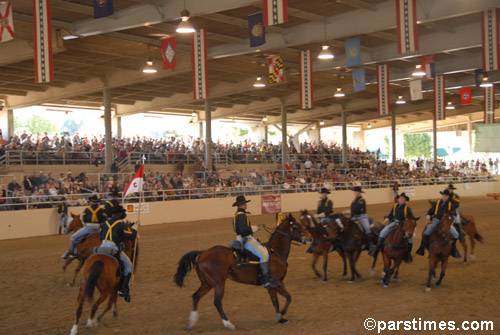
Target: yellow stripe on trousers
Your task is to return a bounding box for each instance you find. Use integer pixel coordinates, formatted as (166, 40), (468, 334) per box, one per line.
(248, 239), (268, 262)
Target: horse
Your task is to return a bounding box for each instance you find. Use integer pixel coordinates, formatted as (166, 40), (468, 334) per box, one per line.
(425, 209), (455, 292)
(380, 216), (419, 288)
(173, 214), (304, 330)
(329, 214), (380, 283)
(298, 210), (346, 282)
(62, 213), (100, 286)
(70, 231), (138, 335)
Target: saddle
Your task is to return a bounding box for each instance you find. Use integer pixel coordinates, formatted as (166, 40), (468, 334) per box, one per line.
(94, 246), (122, 275)
(229, 240), (261, 266)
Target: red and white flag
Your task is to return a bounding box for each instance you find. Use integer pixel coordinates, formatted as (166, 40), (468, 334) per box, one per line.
(396, 0), (418, 54)
(484, 86), (495, 124)
(124, 165), (144, 198)
(420, 54), (435, 79)
(0, 2), (15, 43)
(263, 0), (287, 26)
(161, 37), (176, 70)
(33, 0), (53, 83)
(299, 50), (313, 110)
(460, 87), (472, 105)
(434, 75), (445, 120)
(377, 64), (390, 116)
(192, 29), (208, 100)
(482, 8), (500, 72)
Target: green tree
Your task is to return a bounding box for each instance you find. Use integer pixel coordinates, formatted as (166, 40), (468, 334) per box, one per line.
(383, 135), (390, 155)
(404, 133), (432, 158)
(232, 126), (249, 137)
(14, 115), (57, 135)
(61, 120), (83, 135)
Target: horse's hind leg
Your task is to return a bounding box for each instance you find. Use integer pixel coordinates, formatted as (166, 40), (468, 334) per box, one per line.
(353, 250), (363, 280)
(322, 251), (328, 282)
(435, 258), (448, 287)
(71, 285), (85, 335)
(187, 283), (212, 330)
(340, 251), (347, 276)
(213, 282), (235, 330)
(275, 283), (292, 324)
(267, 289), (281, 322)
(311, 253), (321, 278)
(86, 292), (109, 329)
(97, 290), (118, 322)
(469, 235), (476, 261)
(460, 239), (468, 264)
(70, 259), (84, 286)
(347, 253), (356, 283)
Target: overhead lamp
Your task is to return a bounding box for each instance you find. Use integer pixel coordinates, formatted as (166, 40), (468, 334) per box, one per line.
(142, 59), (157, 73)
(367, 123), (372, 129)
(319, 120), (325, 126)
(318, 45), (334, 60)
(262, 116), (268, 122)
(192, 112), (197, 117)
(412, 64), (426, 77)
(100, 105), (105, 111)
(253, 76), (266, 88)
(396, 95), (406, 104)
(445, 101), (455, 110)
(176, 9), (195, 33)
(334, 87), (345, 97)
(479, 76), (493, 88)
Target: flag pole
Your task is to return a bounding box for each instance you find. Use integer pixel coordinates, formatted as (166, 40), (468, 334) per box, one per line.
(131, 164), (144, 281)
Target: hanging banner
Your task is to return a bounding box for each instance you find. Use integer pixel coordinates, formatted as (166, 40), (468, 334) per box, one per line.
(420, 54), (435, 79)
(377, 64), (390, 116)
(396, 0), (418, 54)
(263, 0), (288, 26)
(434, 75), (445, 120)
(33, 0), (53, 83)
(299, 50), (313, 110)
(352, 68), (366, 92)
(345, 37), (361, 67)
(268, 55), (284, 83)
(161, 37), (176, 69)
(192, 29), (208, 100)
(409, 79), (422, 101)
(482, 8), (500, 72)
(248, 12), (265, 47)
(0, 2), (15, 43)
(484, 86), (495, 124)
(261, 194), (281, 214)
(460, 87), (472, 105)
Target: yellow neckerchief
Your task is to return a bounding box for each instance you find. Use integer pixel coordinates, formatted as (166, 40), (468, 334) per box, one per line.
(393, 203), (408, 217)
(104, 219), (122, 241)
(88, 206), (100, 223)
(318, 198), (331, 207)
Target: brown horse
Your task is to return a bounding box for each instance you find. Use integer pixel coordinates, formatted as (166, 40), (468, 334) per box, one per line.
(329, 214), (380, 283)
(70, 233), (138, 335)
(380, 216), (419, 288)
(174, 214), (304, 330)
(62, 213), (100, 286)
(458, 213), (484, 264)
(298, 210), (346, 282)
(425, 209), (454, 292)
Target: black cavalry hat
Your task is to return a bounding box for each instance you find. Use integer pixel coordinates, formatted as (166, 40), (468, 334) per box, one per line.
(232, 195), (251, 207)
(447, 183), (457, 190)
(88, 195), (100, 203)
(319, 188), (331, 194)
(398, 192), (410, 201)
(110, 205), (126, 214)
(352, 186), (365, 193)
(110, 190), (121, 197)
(440, 189), (452, 196)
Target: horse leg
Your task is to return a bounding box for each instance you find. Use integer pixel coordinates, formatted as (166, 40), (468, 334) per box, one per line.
(311, 253), (321, 278)
(213, 282), (235, 330)
(391, 260), (402, 282)
(426, 254), (437, 292)
(71, 285), (85, 335)
(322, 251), (328, 283)
(97, 290), (118, 322)
(435, 257), (448, 287)
(347, 253), (356, 283)
(274, 283), (292, 324)
(460, 238), (468, 264)
(70, 259), (84, 287)
(370, 251), (378, 277)
(353, 250), (363, 280)
(267, 289), (281, 321)
(86, 292), (109, 329)
(393, 263), (401, 281)
(187, 283), (212, 330)
(340, 251), (347, 276)
(381, 254), (391, 287)
(469, 235), (476, 262)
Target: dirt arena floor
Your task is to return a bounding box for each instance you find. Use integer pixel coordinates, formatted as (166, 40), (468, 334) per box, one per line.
(1, 196), (499, 335)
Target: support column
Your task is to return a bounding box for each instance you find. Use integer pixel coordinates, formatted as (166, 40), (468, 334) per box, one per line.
(199, 121), (204, 140)
(342, 111), (347, 168)
(103, 88), (113, 173)
(204, 99), (212, 171)
(307, 127), (321, 144)
(467, 118), (473, 155)
(433, 118), (437, 165)
(281, 104), (288, 169)
(391, 111), (396, 164)
(0, 106), (14, 140)
(112, 115), (122, 138)
(264, 125), (268, 144)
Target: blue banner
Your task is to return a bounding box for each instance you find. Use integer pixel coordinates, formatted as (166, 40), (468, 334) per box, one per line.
(352, 68), (365, 92)
(345, 37), (361, 67)
(248, 12), (266, 47)
(94, 0), (113, 19)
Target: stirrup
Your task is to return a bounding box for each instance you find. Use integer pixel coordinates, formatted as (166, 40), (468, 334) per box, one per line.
(262, 280), (280, 289)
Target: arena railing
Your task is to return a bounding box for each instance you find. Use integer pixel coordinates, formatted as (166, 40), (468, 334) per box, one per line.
(0, 175), (496, 211)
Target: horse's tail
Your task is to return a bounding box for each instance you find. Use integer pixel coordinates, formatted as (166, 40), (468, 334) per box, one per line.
(174, 251), (201, 288)
(85, 261), (104, 303)
(474, 233), (484, 243)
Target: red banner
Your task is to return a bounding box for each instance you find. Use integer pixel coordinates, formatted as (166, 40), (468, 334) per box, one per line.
(261, 194), (281, 214)
(161, 37), (176, 69)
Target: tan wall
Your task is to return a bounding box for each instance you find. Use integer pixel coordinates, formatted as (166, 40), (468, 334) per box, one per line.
(2, 181), (499, 241)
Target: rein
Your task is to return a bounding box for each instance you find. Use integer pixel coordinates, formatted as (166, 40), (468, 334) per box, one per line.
(262, 223), (302, 246)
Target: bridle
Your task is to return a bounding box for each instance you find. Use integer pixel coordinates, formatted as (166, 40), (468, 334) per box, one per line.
(263, 219), (306, 245)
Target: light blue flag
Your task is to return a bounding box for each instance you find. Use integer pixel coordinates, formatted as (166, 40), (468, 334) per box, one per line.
(352, 68), (365, 92)
(345, 37), (361, 67)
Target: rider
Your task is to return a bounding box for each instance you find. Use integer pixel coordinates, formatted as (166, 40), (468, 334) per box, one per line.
(314, 188), (333, 226)
(350, 186), (376, 253)
(104, 190), (121, 217)
(61, 195), (107, 259)
(447, 183), (465, 243)
(415, 189), (461, 258)
(99, 204), (136, 302)
(371, 193), (414, 262)
(232, 195), (280, 289)
(57, 197), (68, 235)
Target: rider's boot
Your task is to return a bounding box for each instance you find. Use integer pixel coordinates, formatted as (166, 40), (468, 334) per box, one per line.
(415, 234), (430, 256)
(61, 242), (75, 259)
(405, 243), (413, 263)
(369, 237), (384, 257)
(118, 273), (132, 303)
(366, 233), (377, 255)
(451, 239), (461, 259)
(260, 262), (280, 289)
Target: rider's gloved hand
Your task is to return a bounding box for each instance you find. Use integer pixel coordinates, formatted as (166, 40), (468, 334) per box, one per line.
(425, 215), (431, 223)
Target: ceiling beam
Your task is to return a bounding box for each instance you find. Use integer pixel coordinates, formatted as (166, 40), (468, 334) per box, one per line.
(335, 0), (376, 11)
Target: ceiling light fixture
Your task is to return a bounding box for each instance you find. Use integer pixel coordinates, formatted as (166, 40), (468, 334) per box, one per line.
(253, 76), (266, 88)
(176, 9), (195, 33)
(396, 95), (406, 104)
(479, 76), (493, 88)
(367, 123), (372, 129)
(142, 59), (157, 73)
(334, 87), (345, 97)
(412, 64), (426, 77)
(445, 101), (455, 110)
(263, 116), (268, 122)
(319, 120), (325, 126)
(318, 18), (334, 60)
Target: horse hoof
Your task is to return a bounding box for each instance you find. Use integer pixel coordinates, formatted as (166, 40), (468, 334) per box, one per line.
(434, 281), (441, 287)
(186, 311), (199, 330)
(275, 313), (282, 322)
(322, 280), (327, 284)
(462, 261), (467, 265)
(348, 280), (354, 284)
(279, 318), (289, 324)
(470, 254), (476, 262)
(381, 271), (386, 278)
(425, 287), (431, 292)
(222, 319), (236, 330)
(113, 311), (118, 320)
(392, 278), (398, 283)
(70, 325), (78, 335)
(383, 284), (389, 288)
(370, 269), (375, 277)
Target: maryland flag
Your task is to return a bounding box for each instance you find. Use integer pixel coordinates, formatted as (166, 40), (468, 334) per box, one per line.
(268, 55), (284, 83)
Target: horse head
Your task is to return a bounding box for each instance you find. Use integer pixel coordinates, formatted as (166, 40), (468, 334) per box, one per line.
(66, 213), (83, 234)
(439, 208), (456, 237)
(298, 209), (314, 241)
(402, 216), (419, 240)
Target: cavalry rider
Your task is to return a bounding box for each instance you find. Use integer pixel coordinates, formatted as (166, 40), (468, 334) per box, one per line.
(99, 205), (136, 302)
(232, 195), (280, 289)
(314, 188), (333, 225)
(447, 183), (465, 242)
(371, 193), (414, 262)
(415, 189), (461, 258)
(61, 195), (107, 259)
(57, 197), (68, 235)
(350, 186), (376, 253)
(104, 190), (121, 217)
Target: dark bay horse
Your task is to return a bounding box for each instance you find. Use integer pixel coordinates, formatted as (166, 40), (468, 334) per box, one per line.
(425, 209), (454, 292)
(63, 213), (100, 286)
(174, 214), (304, 330)
(70, 233), (138, 335)
(299, 210), (346, 282)
(458, 213), (484, 264)
(381, 216), (419, 288)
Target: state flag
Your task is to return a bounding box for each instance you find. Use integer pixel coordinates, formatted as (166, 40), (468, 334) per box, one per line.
(420, 54), (435, 79)
(459, 87), (472, 105)
(248, 12), (265, 47)
(0, 2), (15, 43)
(161, 37), (176, 69)
(345, 37), (361, 67)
